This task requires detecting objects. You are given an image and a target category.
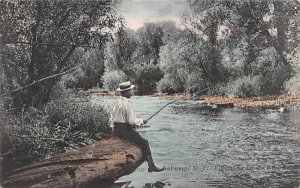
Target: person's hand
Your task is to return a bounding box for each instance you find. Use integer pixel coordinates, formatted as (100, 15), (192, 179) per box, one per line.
(143, 119), (148, 125)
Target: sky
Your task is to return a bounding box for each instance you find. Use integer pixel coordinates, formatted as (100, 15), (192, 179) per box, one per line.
(118, 0), (188, 30)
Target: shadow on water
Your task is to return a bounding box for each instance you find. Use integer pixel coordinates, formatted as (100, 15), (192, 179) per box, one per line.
(93, 97), (300, 188)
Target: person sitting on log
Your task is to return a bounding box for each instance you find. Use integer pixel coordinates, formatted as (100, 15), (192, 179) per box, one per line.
(110, 81), (164, 173)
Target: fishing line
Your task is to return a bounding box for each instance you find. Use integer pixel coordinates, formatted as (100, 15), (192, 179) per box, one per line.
(144, 86), (211, 123)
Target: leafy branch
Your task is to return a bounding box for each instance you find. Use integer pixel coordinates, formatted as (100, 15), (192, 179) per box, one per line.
(1, 62), (85, 97)
(5, 41), (97, 48)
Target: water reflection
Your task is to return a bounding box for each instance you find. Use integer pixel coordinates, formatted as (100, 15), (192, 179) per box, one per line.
(92, 96), (300, 188)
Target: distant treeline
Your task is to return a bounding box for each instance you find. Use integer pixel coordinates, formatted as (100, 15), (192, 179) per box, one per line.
(100, 0), (300, 97)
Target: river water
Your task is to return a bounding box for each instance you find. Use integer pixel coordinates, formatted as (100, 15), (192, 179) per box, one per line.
(92, 96), (300, 188)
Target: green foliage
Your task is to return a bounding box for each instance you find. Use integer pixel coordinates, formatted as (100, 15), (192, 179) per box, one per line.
(46, 99), (110, 134)
(285, 49), (300, 93)
(159, 28), (220, 94)
(104, 28), (139, 75)
(183, 0), (229, 86)
(0, 93), (110, 172)
(134, 63), (163, 95)
(157, 76), (176, 94)
(157, 70), (204, 95)
(159, 39), (189, 92)
(0, 0), (122, 110)
(102, 29), (138, 92)
(285, 73), (300, 94)
(63, 48), (106, 90)
(103, 23), (172, 94)
(136, 22), (164, 64)
(186, 71), (206, 94)
(183, 0), (299, 96)
(227, 76), (261, 97)
(102, 70), (127, 91)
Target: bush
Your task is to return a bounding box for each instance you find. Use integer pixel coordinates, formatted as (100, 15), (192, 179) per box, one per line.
(0, 108), (51, 171)
(101, 70), (127, 91)
(186, 72), (207, 94)
(0, 96), (110, 172)
(285, 73), (300, 94)
(226, 76), (261, 97)
(285, 61), (300, 94)
(46, 99), (110, 134)
(157, 76), (176, 94)
(134, 63), (164, 95)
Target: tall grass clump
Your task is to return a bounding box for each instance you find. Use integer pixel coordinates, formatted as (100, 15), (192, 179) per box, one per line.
(0, 91), (110, 172)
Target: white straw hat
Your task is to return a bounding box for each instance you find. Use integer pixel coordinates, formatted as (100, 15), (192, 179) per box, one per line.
(116, 81), (135, 92)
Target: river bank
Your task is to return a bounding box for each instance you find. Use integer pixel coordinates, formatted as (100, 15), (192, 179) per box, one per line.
(91, 92), (300, 108)
(150, 93), (300, 108)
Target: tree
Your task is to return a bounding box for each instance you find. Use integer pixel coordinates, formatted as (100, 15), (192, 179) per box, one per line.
(235, 0), (298, 95)
(104, 28), (139, 75)
(103, 23), (170, 95)
(184, 0), (229, 87)
(159, 30), (194, 93)
(102, 69), (127, 91)
(159, 27), (215, 94)
(0, 0), (123, 110)
(132, 22), (178, 94)
(64, 48), (106, 90)
(102, 28), (137, 91)
(184, 0), (299, 96)
(136, 22), (164, 65)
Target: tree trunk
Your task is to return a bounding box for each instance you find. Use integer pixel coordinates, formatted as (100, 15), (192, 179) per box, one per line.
(2, 137), (145, 188)
(26, 1), (42, 107)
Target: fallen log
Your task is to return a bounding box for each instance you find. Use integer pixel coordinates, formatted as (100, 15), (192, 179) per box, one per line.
(2, 137), (145, 188)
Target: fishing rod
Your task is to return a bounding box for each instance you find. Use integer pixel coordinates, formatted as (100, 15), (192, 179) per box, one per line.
(137, 100), (177, 129)
(145, 87), (211, 123)
(146, 99), (179, 122)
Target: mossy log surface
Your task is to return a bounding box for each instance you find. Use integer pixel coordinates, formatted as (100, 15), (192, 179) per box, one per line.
(2, 137), (144, 188)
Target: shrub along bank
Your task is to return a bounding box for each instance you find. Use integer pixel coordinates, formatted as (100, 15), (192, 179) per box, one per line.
(0, 93), (110, 172)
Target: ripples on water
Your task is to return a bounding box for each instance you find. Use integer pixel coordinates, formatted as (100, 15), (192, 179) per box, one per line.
(92, 96), (300, 188)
